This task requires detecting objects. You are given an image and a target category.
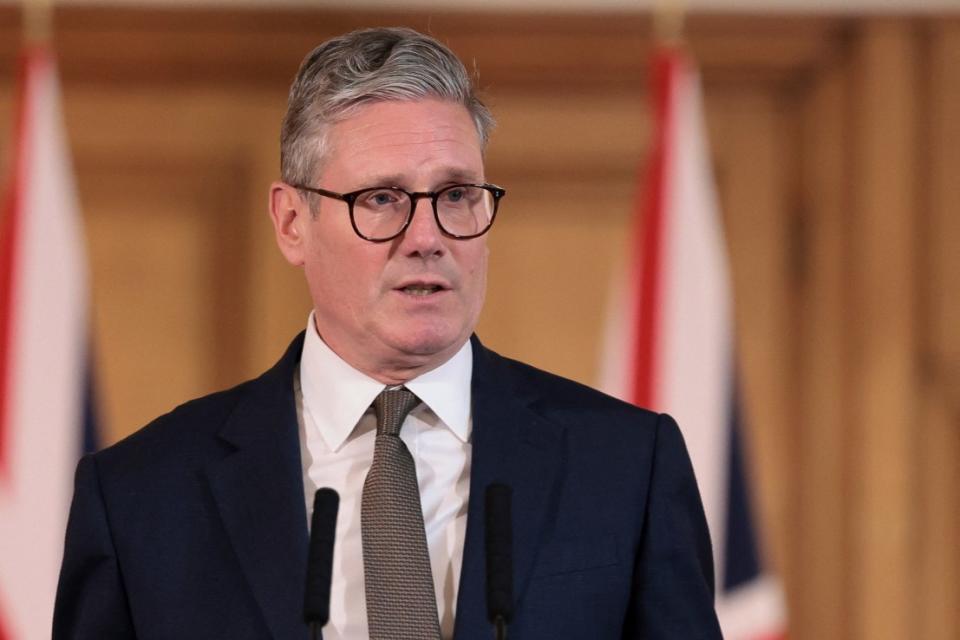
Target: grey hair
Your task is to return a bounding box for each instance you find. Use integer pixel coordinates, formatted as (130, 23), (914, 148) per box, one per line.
(280, 27), (495, 188)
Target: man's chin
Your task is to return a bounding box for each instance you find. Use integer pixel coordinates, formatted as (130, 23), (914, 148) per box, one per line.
(385, 328), (468, 362)
(394, 338), (459, 360)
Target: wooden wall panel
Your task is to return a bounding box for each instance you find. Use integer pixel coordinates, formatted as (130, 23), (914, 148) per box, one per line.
(708, 85), (796, 587)
(486, 91), (648, 182)
(848, 21), (920, 640)
(480, 181), (635, 382)
(61, 86), (298, 436)
(88, 180), (214, 441)
(926, 28), (960, 373)
(478, 89), (645, 382)
(918, 20), (960, 640)
(244, 122), (313, 374)
(796, 58), (849, 640)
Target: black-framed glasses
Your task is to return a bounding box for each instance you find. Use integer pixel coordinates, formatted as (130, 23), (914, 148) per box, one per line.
(291, 182), (506, 242)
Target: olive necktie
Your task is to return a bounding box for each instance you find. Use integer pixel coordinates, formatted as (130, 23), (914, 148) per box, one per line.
(361, 386), (442, 639)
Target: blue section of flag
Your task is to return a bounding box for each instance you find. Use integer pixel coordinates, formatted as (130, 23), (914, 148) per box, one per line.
(723, 384), (762, 591)
(82, 353), (99, 455)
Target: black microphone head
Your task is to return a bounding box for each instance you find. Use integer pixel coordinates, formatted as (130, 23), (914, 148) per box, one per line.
(485, 482), (513, 623)
(304, 487), (339, 626)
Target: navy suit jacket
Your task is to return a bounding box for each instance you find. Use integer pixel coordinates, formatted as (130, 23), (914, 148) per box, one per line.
(53, 334), (722, 639)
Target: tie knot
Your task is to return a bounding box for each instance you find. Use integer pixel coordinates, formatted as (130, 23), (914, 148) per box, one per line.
(372, 386), (420, 437)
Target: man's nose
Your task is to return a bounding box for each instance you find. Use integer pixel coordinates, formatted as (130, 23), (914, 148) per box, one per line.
(400, 197), (445, 254)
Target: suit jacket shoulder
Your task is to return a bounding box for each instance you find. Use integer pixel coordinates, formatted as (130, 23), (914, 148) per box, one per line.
(456, 337), (722, 639)
(478, 343), (655, 414)
(470, 338), (667, 475)
(54, 333), (309, 640)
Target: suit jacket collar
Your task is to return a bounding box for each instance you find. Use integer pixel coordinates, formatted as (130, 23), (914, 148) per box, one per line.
(203, 333), (565, 639)
(453, 335), (565, 639)
(207, 333), (309, 640)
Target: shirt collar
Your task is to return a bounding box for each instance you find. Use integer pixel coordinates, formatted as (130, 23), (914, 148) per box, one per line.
(299, 312), (473, 452)
(405, 340), (472, 444)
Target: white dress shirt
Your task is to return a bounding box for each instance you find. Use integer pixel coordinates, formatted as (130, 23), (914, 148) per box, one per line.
(296, 313), (473, 640)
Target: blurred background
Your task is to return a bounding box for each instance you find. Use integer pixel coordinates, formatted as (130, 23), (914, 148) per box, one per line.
(1, 0), (958, 639)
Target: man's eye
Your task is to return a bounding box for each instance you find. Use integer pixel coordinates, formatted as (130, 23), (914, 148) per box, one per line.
(443, 188), (466, 203)
(361, 190), (401, 207)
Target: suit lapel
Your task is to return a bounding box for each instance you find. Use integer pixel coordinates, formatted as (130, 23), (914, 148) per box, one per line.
(454, 338), (565, 639)
(200, 333), (562, 639)
(207, 334), (309, 640)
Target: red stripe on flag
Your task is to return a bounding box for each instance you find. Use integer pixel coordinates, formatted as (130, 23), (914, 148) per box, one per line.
(0, 49), (44, 481)
(630, 50), (679, 408)
(0, 47), (48, 640)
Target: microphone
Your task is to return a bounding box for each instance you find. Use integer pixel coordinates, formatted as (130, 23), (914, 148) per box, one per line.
(485, 483), (513, 640)
(304, 488), (339, 638)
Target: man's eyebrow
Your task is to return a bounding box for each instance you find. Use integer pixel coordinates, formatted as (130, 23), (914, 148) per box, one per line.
(438, 169), (483, 183)
(359, 169), (484, 189)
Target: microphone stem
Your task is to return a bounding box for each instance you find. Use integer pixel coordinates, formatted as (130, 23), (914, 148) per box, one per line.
(494, 615), (507, 640)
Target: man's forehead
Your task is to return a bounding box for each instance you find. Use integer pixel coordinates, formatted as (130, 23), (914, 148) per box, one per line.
(330, 99), (478, 142)
(320, 99), (485, 186)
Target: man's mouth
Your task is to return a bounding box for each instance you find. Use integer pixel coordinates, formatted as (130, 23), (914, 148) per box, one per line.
(400, 284), (444, 296)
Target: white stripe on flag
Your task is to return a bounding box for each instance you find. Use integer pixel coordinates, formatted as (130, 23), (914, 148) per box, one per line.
(598, 48), (787, 639)
(0, 50), (87, 640)
(655, 52), (732, 589)
(716, 574), (789, 639)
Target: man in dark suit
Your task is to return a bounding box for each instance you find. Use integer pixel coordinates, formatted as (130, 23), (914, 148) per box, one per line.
(54, 27), (722, 639)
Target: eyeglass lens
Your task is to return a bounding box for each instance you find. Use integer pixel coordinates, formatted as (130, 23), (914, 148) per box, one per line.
(353, 185), (495, 240)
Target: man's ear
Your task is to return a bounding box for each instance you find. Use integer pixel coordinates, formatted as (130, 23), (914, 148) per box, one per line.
(269, 181), (310, 266)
